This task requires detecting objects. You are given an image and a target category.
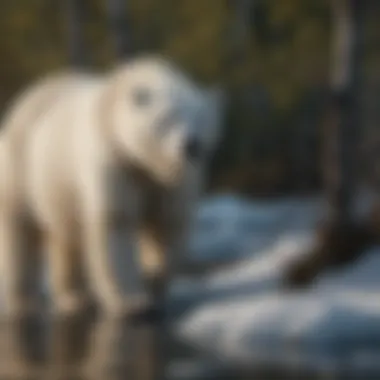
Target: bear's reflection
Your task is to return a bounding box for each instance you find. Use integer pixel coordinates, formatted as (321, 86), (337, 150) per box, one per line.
(0, 315), (45, 379)
(0, 313), (165, 380)
(83, 316), (165, 380)
(46, 314), (94, 379)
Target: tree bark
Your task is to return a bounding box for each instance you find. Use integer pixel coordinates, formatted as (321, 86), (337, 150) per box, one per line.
(64, 0), (88, 68)
(284, 0), (372, 287)
(105, 0), (134, 60)
(224, 0), (255, 80)
(325, 0), (363, 226)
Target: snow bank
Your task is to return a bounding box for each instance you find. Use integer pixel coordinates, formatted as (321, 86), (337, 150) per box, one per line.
(169, 194), (323, 315)
(176, 279), (380, 373)
(185, 193), (324, 265)
(173, 193), (380, 374)
(168, 231), (315, 316)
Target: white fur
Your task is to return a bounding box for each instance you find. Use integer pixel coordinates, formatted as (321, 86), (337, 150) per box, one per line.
(0, 55), (224, 317)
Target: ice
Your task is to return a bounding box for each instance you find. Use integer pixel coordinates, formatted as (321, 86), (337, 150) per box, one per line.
(173, 192), (380, 374)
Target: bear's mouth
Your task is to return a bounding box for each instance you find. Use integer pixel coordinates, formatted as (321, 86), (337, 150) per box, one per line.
(154, 110), (180, 138)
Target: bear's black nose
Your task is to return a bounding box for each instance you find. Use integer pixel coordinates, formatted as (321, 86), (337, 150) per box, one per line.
(185, 137), (202, 160)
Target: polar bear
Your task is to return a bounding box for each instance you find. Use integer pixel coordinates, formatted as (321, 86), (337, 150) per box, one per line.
(0, 55), (224, 318)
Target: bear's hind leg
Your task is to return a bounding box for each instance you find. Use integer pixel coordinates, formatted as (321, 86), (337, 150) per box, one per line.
(44, 225), (91, 317)
(0, 211), (41, 319)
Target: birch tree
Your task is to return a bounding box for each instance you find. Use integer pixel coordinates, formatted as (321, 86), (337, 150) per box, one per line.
(285, 0), (371, 286)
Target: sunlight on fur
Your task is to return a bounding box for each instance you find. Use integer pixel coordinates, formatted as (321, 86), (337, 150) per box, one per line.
(0, 55), (225, 319)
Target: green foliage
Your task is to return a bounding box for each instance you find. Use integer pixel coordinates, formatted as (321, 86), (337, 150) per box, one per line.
(0, 0), (353, 195)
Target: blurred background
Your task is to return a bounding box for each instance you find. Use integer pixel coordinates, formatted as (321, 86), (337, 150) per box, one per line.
(1, 0), (380, 379)
(2, 0), (377, 196)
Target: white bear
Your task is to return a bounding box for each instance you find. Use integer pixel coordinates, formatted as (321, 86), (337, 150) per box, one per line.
(0, 55), (224, 318)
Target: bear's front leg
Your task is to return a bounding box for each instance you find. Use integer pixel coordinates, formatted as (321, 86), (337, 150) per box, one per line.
(139, 219), (188, 306)
(81, 200), (151, 318)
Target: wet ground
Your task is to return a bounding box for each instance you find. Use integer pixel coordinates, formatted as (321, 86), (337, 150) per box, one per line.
(0, 312), (167, 380)
(0, 312), (228, 380)
(0, 312), (379, 380)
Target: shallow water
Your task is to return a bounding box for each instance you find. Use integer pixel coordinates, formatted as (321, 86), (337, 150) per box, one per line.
(0, 313), (379, 380)
(0, 312), (233, 380)
(0, 313), (167, 380)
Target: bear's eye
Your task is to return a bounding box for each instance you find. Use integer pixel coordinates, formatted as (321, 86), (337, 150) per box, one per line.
(131, 87), (152, 108)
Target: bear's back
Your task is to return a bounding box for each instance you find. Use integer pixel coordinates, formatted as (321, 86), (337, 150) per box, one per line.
(0, 72), (96, 151)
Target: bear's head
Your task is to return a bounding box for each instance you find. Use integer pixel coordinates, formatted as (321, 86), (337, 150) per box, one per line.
(102, 55), (225, 186)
